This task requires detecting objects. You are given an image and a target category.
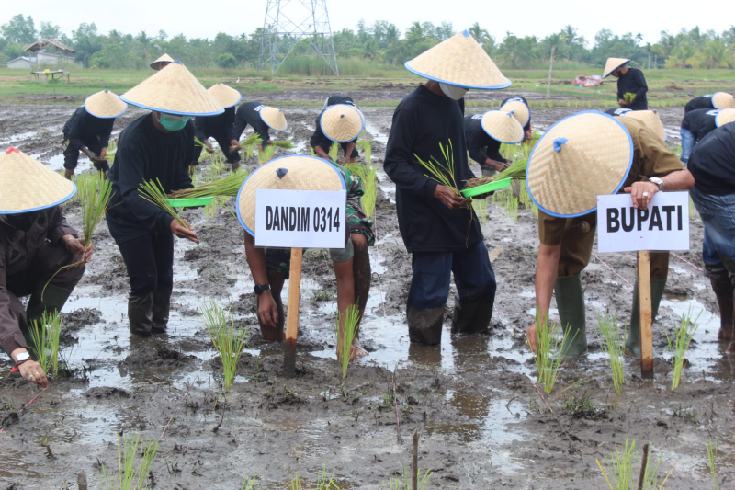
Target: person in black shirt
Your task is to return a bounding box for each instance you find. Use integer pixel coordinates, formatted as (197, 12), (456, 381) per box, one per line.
(385, 31), (510, 345)
(500, 96), (532, 141)
(232, 101), (288, 151)
(192, 84), (242, 170)
(604, 58), (648, 110)
(680, 108), (720, 163)
(684, 92), (735, 113)
(311, 96), (363, 163)
(111, 63), (222, 337)
(689, 122), (735, 351)
(61, 90), (127, 179)
(464, 110), (524, 176)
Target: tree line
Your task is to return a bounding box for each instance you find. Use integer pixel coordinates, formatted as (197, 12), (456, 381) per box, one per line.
(2, 14), (735, 73)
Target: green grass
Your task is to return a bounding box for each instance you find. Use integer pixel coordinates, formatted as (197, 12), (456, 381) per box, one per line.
(667, 315), (697, 390)
(598, 315), (625, 396)
(29, 311), (62, 377)
(596, 438), (636, 490)
(76, 171), (113, 246)
(202, 302), (248, 392)
(102, 432), (159, 490)
(336, 305), (360, 383)
(707, 439), (719, 489)
(534, 316), (575, 394)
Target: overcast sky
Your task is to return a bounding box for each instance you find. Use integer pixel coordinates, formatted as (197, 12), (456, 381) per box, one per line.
(4, 0), (733, 46)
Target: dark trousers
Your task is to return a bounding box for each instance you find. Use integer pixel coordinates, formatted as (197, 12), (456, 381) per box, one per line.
(116, 225), (174, 297)
(408, 241), (496, 310)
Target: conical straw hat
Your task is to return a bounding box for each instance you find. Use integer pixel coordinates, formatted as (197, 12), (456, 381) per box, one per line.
(84, 90), (127, 119)
(236, 155), (345, 234)
(121, 63), (223, 116)
(480, 110), (524, 143)
(208, 84), (241, 108)
(716, 108), (735, 127)
(405, 30), (511, 89)
(620, 109), (665, 142)
(0, 147), (76, 214)
(150, 53), (175, 70)
(500, 98), (530, 127)
(258, 106), (288, 131)
(526, 111), (634, 218)
(320, 104), (364, 142)
(712, 92), (735, 109)
(603, 57), (629, 77)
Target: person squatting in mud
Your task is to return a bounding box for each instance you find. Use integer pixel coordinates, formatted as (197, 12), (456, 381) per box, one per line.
(464, 109), (524, 177)
(61, 90), (127, 179)
(311, 96), (365, 164)
(0, 148), (93, 387)
(191, 84), (243, 171)
(383, 31), (510, 345)
(232, 101), (288, 153)
(106, 63), (217, 337)
(526, 111), (694, 359)
(239, 154), (374, 358)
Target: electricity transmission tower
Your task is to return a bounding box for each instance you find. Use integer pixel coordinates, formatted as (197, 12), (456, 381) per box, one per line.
(260, 0), (339, 75)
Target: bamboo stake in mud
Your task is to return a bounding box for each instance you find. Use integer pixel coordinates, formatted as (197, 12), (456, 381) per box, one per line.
(638, 251), (653, 378)
(638, 442), (650, 490)
(283, 247), (303, 376)
(412, 429), (419, 490)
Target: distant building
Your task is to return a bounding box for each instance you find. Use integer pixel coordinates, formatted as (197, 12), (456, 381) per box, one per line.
(6, 56), (35, 69)
(6, 39), (77, 69)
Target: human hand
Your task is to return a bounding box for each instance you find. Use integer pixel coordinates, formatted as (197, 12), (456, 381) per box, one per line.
(229, 140), (241, 151)
(257, 291), (279, 328)
(526, 323), (538, 353)
(624, 181), (659, 209)
(18, 360), (49, 388)
(618, 98), (627, 107)
(61, 234), (90, 261)
(205, 142), (214, 154)
(98, 147), (107, 159)
(170, 220), (199, 243)
(433, 185), (466, 209)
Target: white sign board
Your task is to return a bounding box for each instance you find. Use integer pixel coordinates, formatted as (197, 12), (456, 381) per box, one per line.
(254, 189), (346, 248)
(596, 191), (690, 253)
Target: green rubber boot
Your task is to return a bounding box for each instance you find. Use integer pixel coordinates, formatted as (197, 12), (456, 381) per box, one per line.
(625, 277), (667, 357)
(555, 274), (587, 359)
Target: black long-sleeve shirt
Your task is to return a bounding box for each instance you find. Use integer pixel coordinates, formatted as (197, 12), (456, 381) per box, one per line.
(107, 113), (192, 241)
(616, 68), (648, 110)
(689, 123), (735, 196)
(684, 96), (714, 114)
(62, 107), (114, 151)
(232, 102), (271, 143)
(681, 108), (719, 142)
(501, 95), (531, 132)
(194, 106), (235, 143)
(384, 85), (480, 253)
(464, 115), (505, 166)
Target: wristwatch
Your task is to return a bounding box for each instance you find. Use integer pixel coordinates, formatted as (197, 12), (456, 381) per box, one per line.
(649, 176), (664, 191)
(14, 350), (30, 366)
(254, 283), (271, 295)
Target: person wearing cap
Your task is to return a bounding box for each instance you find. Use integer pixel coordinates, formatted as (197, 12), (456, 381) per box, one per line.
(311, 96), (364, 164)
(108, 63), (220, 337)
(384, 31), (510, 345)
(0, 148), (93, 387)
(150, 53), (175, 71)
(603, 58), (648, 111)
(61, 90), (127, 179)
(192, 84), (242, 170)
(232, 101), (288, 152)
(526, 111), (694, 359)
(684, 92), (735, 114)
(500, 96), (532, 141)
(464, 110), (524, 176)
(688, 115), (735, 350)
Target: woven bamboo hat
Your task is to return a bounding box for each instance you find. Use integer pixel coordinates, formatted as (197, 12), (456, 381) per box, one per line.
(620, 109), (665, 142)
(405, 30), (511, 90)
(526, 111), (634, 218)
(716, 108), (735, 127)
(258, 106), (288, 131)
(236, 155), (345, 234)
(208, 84), (241, 108)
(480, 110), (524, 143)
(500, 98), (530, 127)
(121, 63), (223, 117)
(603, 57), (629, 77)
(712, 92), (735, 109)
(84, 90), (127, 119)
(0, 147), (76, 214)
(150, 53), (175, 70)
(320, 104), (365, 142)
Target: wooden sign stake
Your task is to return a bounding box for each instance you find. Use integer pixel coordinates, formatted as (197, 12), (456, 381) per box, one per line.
(283, 247), (303, 376)
(638, 250), (653, 378)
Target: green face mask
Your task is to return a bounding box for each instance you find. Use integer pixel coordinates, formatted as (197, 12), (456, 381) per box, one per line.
(159, 113), (190, 132)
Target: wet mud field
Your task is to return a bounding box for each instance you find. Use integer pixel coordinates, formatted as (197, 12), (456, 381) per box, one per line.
(1, 92), (734, 489)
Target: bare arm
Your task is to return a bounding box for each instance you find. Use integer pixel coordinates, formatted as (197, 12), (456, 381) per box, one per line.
(243, 233), (269, 285)
(535, 244), (561, 324)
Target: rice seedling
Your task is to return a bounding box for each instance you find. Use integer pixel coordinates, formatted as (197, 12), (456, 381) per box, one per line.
(533, 315), (575, 394)
(623, 92), (637, 105)
(106, 139), (118, 160)
(138, 178), (190, 229)
(204, 196), (230, 219)
(205, 151), (226, 178)
(258, 144), (277, 164)
(202, 302), (248, 392)
(493, 188), (519, 221)
(414, 140), (459, 192)
(241, 477), (257, 490)
(707, 439), (719, 489)
(667, 314), (697, 390)
(170, 169), (248, 198)
(387, 466), (432, 490)
(357, 139), (372, 164)
(472, 197), (488, 223)
(345, 163), (378, 218)
(29, 311), (62, 376)
(76, 171), (113, 246)
(102, 432), (159, 490)
(241, 133), (262, 160)
(328, 141), (340, 162)
(271, 140), (294, 150)
(595, 438), (636, 490)
(597, 315), (625, 396)
(336, 304), (360, 383)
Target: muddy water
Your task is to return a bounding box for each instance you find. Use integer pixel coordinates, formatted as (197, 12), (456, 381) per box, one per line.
(1, 102), (733, 489)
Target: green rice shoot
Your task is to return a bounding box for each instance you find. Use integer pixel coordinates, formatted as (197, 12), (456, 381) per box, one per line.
(271, 140), (294, 150)
(624, 92), (637, 105)
(666, 314), (697, 390)
(258, 144), (277, 164)
(534, 315), (574, 394)
(76, 171), (113, 246)
(345, 163), (378, 217)
(595, 438), (636, 490)
(138, 178), (189, 229)
(493, 188), (519, 221)
(387, 465), (432, 490)
(414, 140), (459, 192)
(336, 304), (360, 383)
(171, 169), (248, 198)
(29, 311), (62, 376)
(241, 133), (262, 159)
(357, 139), (372, 164)
(707, 439), (719, 489)
(102, 432), (159, 490)
(202, 302), (248, 392)
(472, 198), (488, 223)
(204, 196), (230, 219)
(328, 141), (340, 162)
(597, 315), (625, 396)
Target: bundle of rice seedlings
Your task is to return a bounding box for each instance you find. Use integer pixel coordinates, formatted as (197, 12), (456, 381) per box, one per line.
(29, 311), (62, 376)
(170, 169), (248, 199)
(271, 140), (293, 150)
(707, 439), (719, 489)
(595, 438), (636, 490)
(106, 139), (118, 160)
(328, 142), (340, 162)
(345, 163), (378, 218)
(623, 92), (637, 105)
(76, 171), (113, 246)
(336, 304), (360, 383)
(598, 315), (625, 396)
(202, 302), (247, 392)
(139, 178), (191, 229)
(472, 198), (488, 223)
(534, 315), (574, 394)
(414, 140), (459, 193)
(357, 139), (372, 164)
(258, 144), (277, 164)
(205, 151), (226, 178)
(240, 133), (262, 160)
(667, 315), (697, 390)
(102, 432), (159, 490)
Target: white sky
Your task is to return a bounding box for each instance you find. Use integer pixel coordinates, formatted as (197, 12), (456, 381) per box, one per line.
(3, 0), (733, 46)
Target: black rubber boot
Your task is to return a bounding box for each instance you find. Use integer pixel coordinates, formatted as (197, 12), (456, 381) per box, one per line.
(451, 296), (492, 335)
(555, 274), (588, 359)
(407, 305), (445, 346)
(26, 284), (74, 324)
(129, 293), (155, 337)
(707, 266), (735, 342)
(152, 287), (172, 334)
(625, 277), (666, 357)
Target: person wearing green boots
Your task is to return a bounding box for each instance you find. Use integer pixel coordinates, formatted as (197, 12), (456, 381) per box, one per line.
(524, 111), (694, 359)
